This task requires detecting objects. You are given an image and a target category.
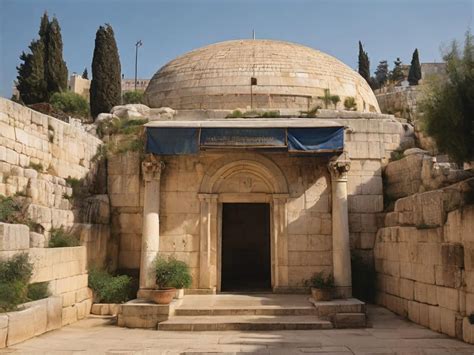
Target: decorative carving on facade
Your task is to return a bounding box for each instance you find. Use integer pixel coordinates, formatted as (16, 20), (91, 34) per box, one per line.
(328, 153), (351, 181)
(141, 154), (164, 182)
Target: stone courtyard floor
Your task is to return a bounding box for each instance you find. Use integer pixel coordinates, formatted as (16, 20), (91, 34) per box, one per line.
(1, 305), (473, 354)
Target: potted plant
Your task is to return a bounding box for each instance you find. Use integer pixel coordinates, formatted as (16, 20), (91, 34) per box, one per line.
(304, 272), (335, 301)
(152, 256), (192, 304)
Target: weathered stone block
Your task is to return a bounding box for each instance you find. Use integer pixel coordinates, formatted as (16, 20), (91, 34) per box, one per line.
(61, 305), (77, 326)
(437, 286), (459, 311)
(441, 243), (464, 268)
(428, 305), (441, 332)
(0, 314), (7, 349)
(46, 296), (62, 331)
(439, 307), (457, 337)
(6, 307), (36, 346)
(414, 282), (437, 305)
(0, 223), (29, 251)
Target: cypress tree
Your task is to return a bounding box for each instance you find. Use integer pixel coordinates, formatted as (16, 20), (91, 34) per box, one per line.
(16, 40), (47, 104)
(358, 41), (371, 83)
(16, 12), (68, 104)
(90, 24), (122, 117)
(45, 17), (68, 98)
(408, 49), (422, 85)
(16, 12), (49, 104)
(82, 67), (88, 79)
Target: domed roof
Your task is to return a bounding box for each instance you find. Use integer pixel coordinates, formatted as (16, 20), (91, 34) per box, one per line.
(145, 39), (380, 113)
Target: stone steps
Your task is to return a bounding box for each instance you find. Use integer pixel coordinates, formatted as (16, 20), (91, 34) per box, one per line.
(175, 306), (317, 316)
(157, 315), (333, 331)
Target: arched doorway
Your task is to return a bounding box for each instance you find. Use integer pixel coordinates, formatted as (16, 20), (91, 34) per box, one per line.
(198, 153), (289, 292)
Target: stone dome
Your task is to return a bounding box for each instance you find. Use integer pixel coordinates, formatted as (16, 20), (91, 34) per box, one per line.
(145, 39), (380, 113)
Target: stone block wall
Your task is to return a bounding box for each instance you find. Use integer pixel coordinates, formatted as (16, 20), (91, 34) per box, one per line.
(0, 222), (92, 348)
(375, 178), (474, 342)
(374, 85), (422, 121)
(0, 98), (111, 268)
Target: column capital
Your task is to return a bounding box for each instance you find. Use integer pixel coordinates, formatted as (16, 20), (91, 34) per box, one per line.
(142, 154), (164, 182)
(328, 152), (351, 181)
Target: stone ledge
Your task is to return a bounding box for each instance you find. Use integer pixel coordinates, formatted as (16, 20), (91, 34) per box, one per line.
(117, 299), (182, 329)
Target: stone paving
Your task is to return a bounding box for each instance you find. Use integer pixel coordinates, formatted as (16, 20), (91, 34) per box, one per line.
(2, 305), (474, 354)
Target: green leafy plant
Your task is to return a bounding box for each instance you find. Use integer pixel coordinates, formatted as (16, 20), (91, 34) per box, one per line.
(419, 31), (474, 164)
(122, 90), (144, 104)
(48, 227), (80, 247)
(226, 110), (243, 118)
(28, 162), (44, 172)
(88, 269), (132, 303)
(0, 253), (34, 312)
(27, 282), (50, 301)
(344, 97), (357, 111)
(390, 150), (405, 162)
(303, 271), (334, 289)
(50, 91), (90, 119)
(318, 89), (340, 109)
(155, 255), (192, 289)
(0, 195), (41, 232)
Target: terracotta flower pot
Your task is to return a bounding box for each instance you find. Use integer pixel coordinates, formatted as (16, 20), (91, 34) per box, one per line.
(150, 288), (176, 304)
(311, 287), (333, 301)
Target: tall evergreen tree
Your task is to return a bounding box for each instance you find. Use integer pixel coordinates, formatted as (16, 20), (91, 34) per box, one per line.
(408, 49), (422, 85)
(16, 12), (68, 104)
(390, 58), (404, 83)
(375, 60), (389, 88)
(16, 40), (47, 104)
(90, 24), (122, 117)
(82, 67), (88, 79)
(45, 17), (68, 97)
(358, 41), (371, 83)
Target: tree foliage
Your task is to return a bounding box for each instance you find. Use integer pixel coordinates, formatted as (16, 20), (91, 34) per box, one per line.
(82, 67), (88, 79)
(50, 91), (90, 118)
(90, 24), (122, 118)
(408, 48), (422, 85)
(358, 41), (371, 83)
(374, 60), (389, 88)
(390, 57), (404, 83)
(16, 12), (68, 104)
(122, 90), (144, 104)
(420, 31), (474, 164)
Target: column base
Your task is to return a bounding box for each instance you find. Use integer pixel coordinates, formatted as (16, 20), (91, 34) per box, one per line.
(334, 286), (352, 299)
(137, 288), (155, 301)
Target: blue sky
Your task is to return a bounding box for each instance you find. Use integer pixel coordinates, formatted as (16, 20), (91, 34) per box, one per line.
(0, 0), (472, 98)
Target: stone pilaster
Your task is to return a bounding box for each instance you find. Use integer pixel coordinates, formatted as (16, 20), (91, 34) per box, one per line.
(328, 153), (352, 298)
(198, 193), (218, 290)
(139, 154), (164, 291)
(272, 194), (289, 289)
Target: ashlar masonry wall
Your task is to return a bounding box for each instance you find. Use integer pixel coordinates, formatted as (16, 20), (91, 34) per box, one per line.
(109, 111), (410, 290)
(375, 177), (474, 342)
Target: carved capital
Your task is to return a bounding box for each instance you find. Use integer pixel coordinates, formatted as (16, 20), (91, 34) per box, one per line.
(142, 154), (164, 182)
(328, 153), (351, 181)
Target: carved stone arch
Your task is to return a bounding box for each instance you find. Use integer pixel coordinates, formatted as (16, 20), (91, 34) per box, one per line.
(200, 153), (289, 194)
(198, 153), (290, 292)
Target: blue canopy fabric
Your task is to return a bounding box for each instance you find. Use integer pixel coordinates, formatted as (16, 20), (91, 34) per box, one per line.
(200, 128), (286, 147)
(146, 126), (344, 155)
(287, 127), (344, 153)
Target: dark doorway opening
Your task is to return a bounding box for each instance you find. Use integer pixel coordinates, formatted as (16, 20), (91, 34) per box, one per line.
(221, 203), (271, 292)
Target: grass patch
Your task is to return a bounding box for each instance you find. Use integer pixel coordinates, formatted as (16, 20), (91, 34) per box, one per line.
(48, 227), (80, 248)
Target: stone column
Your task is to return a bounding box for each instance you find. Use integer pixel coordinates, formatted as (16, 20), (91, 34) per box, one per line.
(198, 193), (218, 290)
(139, 155), (164, 291)
(328, 153), (352, 298)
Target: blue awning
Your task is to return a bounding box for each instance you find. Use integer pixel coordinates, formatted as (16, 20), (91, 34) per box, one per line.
(145, 126), (344, 155)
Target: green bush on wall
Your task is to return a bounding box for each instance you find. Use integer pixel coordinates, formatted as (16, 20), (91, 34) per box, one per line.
(50, 91), (90, 119)
(88, 269), (132, 303)
(48, 227), (80, 247)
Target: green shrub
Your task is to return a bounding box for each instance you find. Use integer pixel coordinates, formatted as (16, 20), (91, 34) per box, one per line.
(155, 255), (192, 289)
(390, 150), (405, 161)
(50, 91), (90, 118)
(344, 97), (357, 111)
(48, 227), (80, 247)
(88, 269), (132, 303)
(303, 271), (334, 289)
(0, 195), (21, 223)
(122, 90), (144, 104)
(0, 280), (28, 312)
(226, 110), (243, 118)
(27, 282), (50, 301)
(0, 253), (33, 284)
(0, 253), (34, 312)
(28, 162), (44, 172)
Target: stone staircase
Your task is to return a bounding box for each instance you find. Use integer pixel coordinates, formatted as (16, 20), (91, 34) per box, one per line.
(156, 294), (367, 331)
